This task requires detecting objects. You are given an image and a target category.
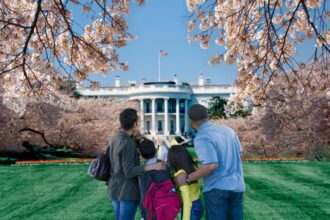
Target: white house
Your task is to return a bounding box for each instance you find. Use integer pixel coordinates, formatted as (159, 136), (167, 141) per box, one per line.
(75, 74), (234, 139)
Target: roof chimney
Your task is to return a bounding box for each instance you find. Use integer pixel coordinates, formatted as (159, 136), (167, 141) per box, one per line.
(173, 74), (179, 85)
(115, 76), (121, 87)
(198, 74), (204, 86)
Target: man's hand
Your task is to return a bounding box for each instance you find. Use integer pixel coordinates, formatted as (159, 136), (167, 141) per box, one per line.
(153, 161), (166, 170)
(175, 163), (219, 186)
(175, 173), (187, 186)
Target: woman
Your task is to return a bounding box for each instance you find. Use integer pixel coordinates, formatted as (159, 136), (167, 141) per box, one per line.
(107, 108), (163, 220)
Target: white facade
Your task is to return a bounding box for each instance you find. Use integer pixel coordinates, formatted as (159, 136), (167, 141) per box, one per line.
(76, 76), (234, 139)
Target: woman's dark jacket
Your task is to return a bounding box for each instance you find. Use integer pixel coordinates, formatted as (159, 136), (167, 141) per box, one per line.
(107, 131), (144, 201)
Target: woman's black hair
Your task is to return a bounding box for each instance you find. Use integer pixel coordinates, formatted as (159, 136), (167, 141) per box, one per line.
(119, 108), (138, 130)
(168, 145), (196, 174)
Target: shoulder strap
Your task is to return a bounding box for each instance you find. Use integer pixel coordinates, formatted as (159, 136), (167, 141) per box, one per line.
(106, 145), (110, 155)
(105, 144), (112, 180)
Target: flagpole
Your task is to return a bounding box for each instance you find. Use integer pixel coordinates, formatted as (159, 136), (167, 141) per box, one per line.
(158, 51), (160, 82)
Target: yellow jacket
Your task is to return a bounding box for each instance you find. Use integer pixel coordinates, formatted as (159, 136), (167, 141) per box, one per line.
(174, 169), (201, 220)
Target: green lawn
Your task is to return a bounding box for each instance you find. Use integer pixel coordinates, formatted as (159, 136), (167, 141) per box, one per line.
(0, 162), (329, 220)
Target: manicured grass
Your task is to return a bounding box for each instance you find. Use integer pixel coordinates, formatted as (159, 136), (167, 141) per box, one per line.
(0, 164), (113, 220)
(244, 162), (330, 220)
(0, 162), (329, 220)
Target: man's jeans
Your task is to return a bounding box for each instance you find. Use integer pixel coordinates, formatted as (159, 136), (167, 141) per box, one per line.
(111, 199), (138, 220)
(191, 199), (204, 220)
(204, 189), (243, 220)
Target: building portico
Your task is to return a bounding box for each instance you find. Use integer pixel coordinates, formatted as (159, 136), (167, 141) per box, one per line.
(139, 97), (189, 137)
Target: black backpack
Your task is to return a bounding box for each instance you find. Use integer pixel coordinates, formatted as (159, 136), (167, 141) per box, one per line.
(87, 146), (111, 182)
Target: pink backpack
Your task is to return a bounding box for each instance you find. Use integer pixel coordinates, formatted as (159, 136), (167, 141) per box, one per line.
(143, 179), (181, 220)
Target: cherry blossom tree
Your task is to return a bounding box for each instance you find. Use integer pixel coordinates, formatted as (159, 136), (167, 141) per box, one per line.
(0, 98), (138, 156)
(185, 0), (329, 110)
(256, 58), (329, 158)
(0, 0), (144, 114)
(213, 59), (330, 159)
(0, 99), (21, 154)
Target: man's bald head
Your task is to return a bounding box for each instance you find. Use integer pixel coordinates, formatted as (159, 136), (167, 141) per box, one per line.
(188, 104), (208, 122)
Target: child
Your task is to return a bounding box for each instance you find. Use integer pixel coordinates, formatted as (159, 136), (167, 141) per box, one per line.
(137, 138), (180, 220)
(168, 145), (204, 220)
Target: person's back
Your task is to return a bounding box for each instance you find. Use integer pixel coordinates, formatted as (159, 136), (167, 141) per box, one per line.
(194, 122), (245, 192)
(168, 145), (204, 220)
(139, 164), (174, 219)
(107, 108), (146, 220)
(108, 130), (142, 200)
(137, 138), (180, 220)
(176, 104), (245, 220)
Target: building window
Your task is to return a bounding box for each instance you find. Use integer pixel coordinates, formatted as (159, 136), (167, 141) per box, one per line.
(180, 101), (185, 113)
(146, 102), (151, 113)
(158, 120), (163, 132)
(170, 120), (175, 134)
(180, 119), (185, 133)
(146, 121), (151, 134)
(169, 100), (176, 113)
(157, 100), (163, 112)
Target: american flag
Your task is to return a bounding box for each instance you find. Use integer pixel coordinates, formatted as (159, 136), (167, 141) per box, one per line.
(159, 50), (168, 56)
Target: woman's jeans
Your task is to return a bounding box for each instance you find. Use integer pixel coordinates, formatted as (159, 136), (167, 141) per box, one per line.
(191, 199), (204, 220)
(204, 189), (243, 220)
(111, 199), (139, 220)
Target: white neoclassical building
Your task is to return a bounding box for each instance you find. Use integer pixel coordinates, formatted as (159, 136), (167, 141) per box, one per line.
(76, 74), (234, 139)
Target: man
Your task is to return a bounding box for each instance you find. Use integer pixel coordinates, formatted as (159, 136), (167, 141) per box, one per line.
(108, 108), (163, 220)
(176, 104), (245, 220)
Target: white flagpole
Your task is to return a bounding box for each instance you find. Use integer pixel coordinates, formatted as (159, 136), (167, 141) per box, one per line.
(158, 51), (161, 82)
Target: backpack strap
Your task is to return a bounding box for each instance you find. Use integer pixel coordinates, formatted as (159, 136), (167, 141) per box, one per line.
(105, 145), (111, 185)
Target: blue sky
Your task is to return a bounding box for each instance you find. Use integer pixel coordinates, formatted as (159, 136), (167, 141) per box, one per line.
(72, 0), (316, 87)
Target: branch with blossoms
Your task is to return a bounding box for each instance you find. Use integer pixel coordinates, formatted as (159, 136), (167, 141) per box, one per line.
(0, 0), (143, 114)
(186, 0), (329, 111)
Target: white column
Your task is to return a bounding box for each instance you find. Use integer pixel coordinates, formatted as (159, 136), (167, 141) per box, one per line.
(164, 98), (169, 136)
(140, 99), (144, 134)
(184, 99), (189, 136)
(175, 98), (181, 135)
(151, 98), (156, 136)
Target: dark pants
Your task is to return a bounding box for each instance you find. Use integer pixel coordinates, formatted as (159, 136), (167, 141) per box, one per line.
(204, 189), (243, 220)
(191, 199), (204, 220)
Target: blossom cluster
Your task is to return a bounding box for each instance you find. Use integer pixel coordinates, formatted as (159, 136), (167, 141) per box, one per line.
(185, 0), (329, 109)
(0, 0), (142, 114)
(218, 60), (329, 158)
